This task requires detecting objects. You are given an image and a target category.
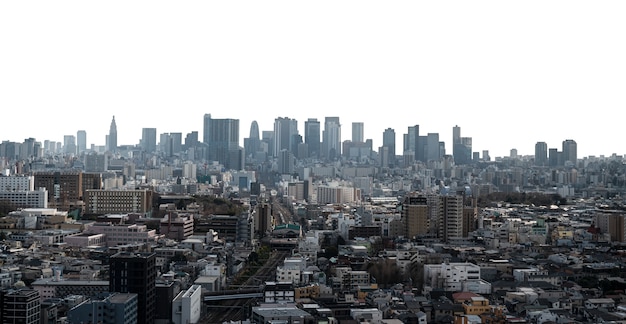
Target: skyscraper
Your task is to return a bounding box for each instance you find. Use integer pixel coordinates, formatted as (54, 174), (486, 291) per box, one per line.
(204, 114), (240, 168)
(109, 252), (156, 324)
(77, 130), (86, 154)
(63, 135), (76, 155)
(107, 116), (118, 153)
(382, 128), (396, 167)
(273, 117), (298, 157)
(426, 133), (442, 162)
(322, 117), (341, 160)
(403, 125), (419, 160)
(534, 141), (548, 166)
(452, 126), (472, 165)
(304, 118), (321, 158)
(244, 121), (261, 157)
(141, 128), (157, 153)
(352, 122), (364, 143)
(562, 139), (577, 166)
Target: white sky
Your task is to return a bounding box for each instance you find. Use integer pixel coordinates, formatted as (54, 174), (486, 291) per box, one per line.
(1, 1), (625, 158)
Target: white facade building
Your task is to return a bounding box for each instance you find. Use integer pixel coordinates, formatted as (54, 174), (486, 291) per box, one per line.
(0, 189), (48, 208)
(172, 285), (202, 324)
(424, 261), (491, 294)
(86, 223), (160, 247)
(0, 175), (35, 191)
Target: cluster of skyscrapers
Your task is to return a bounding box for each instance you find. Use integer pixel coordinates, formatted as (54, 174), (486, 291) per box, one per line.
(0, 115), (579, 173)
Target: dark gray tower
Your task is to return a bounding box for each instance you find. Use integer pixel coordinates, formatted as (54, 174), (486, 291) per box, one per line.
(305, 118), (321, 158)
(382, 128), (396, 167)
(562, 139), (577, 166)
(107, 116), (118, 153)
(535, 141), (548, 166)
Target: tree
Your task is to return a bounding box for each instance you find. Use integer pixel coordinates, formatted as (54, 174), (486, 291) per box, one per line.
(366, 258), (403, 288)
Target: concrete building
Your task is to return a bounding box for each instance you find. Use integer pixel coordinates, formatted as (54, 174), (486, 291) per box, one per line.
(85, 189), (154, 214)
(32, 279), (109, 299)
(172, 285), (202, 324)
(1, 289), (41, 324)
(0, 175), (34, 191)
(424, 261), (491, 294)
(67, 293), (138, 324)
(0, 188), (48, 208)
(86, 223), (160, 247)
(109, 252), (157, 324)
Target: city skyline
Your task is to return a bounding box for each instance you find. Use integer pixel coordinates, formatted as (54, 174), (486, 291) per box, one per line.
(1, 1), (625, 158)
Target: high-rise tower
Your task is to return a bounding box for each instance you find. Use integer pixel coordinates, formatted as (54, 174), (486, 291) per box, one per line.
(203, 114), (240, 169)
(452, 126), (472, 165)
(244, 121), (261, 156)
(352, 122), (364, 143)
(534, 141), (548, 166)
(562, 139), (577, 166)
(322, 117), (341, 160)
(273, 117), (298, 157)
(304, 118), (321, 158)
(141, 128), (157, 153)
(107, 116), (118, 153)
(382, 128), (396, 167)
(403, 125), (419, 160)
(77, 130), (86, 154)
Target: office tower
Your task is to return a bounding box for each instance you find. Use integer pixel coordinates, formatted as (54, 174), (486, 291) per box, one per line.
(482, 150), (490, 162)
(273, 117), (298, 157)
(426, 133), (442, 162)
(322, 117), (341, 160)
(548, 148), (559, 167)
(64, 135), (77, 155)
(2, 289), (41, 324)
(352, 122), (364, 143)
(278, 149), (295, 174)
(170, 132), (183, 155)
(452, 126), (472, 165)
(262, 131), (274, 156)
(244, 120), (261, 155)
(107, 116), (118, 153)
(378, 146), (390, 168)
(382, 128), (396, 167)
(141, 128), (157, 153)
(77, 130), (86, 154)
(304, 118), (321, 158)
(19, 138), (36, 160)
(535, 141), (548, 166)
(452, 125), (461, 145)
(204, 114), (240, 168)
(202, 113), (211, 144)
(562, 139), (577, 166)
(109, 251), (157, 324)
(159, 133), (172, 156)
(402, 194), (430, 239)
(183, 131), (199, 152)
(510, 148), (518, 158)
(67, 293), (138, 324)
(403, 125), (419, 160)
